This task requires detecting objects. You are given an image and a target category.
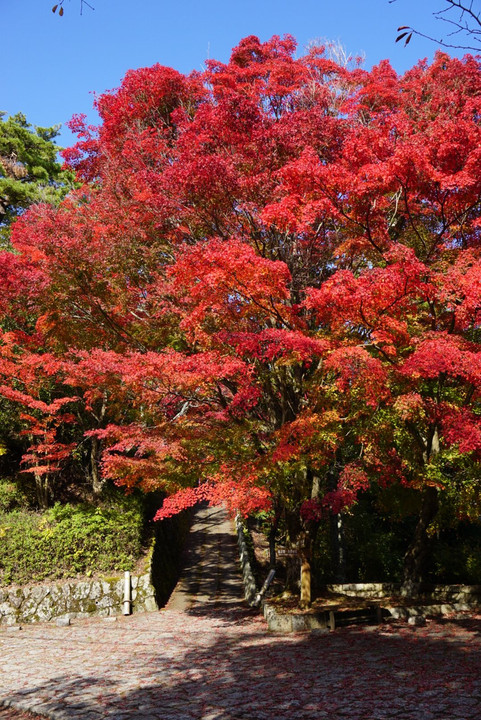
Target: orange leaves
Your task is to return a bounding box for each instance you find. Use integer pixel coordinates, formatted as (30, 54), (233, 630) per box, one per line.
(94, 64), (204, 155)
(393, 393), (426, 422)
(210, 34), (303, 112)
(271, 411), (340, 466)
(0, 386), (76, 415)
(224, 329), (329, 363)
(436, 252), (481, 330)
(154, 485), (210, 519)
(167, 237), (292, 339)
(339, 463), (370, 493)
(306, 246), (430, 345)
(442, 408), (481, 456)
(325, 346), (389, 408)
(401, 335), (481, 386)
(63, 347), (252, 421)
(89, 423), (187, 493)
(303, 464), (370, 520)
(154, 477), (271, 520)
(0, 345), (79, 481)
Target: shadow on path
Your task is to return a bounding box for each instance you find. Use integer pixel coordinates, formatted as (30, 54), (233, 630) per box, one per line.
(165, 505), (244, 616)
(3, 505), (481, 719)
(5, 616), (481, 719)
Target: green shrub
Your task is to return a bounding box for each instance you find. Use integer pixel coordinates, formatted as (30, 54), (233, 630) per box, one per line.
(0, 495), (145, 586)
(0, 477), (27, 512)
(431, 538), (481, 584)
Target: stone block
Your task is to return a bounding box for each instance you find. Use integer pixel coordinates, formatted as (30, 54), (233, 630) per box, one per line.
(387, 606), (408, 619)
(7, 589), (25, 609)
(3, 616), (19, 626)
(96, 594), (114, 609)
(73, 582), (91, 601)
(408, 615), (426, 626)
(27, 585), (49, 604)
(34, 597), (55, 622)
(49, 585), (64, 604)
(137, 574), (151, 590)
(56, 616), (71, 627)
(88, 581), (102, 601)
(264, 606), (292, 632)
(291, 615), (310, 632)
(143, 596), (158, 612)
(61, 583), (74, 597)
(0, 601), (18, 620)
(102, 580), (115, 595)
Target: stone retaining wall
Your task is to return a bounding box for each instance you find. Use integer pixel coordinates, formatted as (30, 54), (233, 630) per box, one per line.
(328, 582), (481, 604)
(0, 504), (192, 626)
(328, 582), (398, 598)
(0, 572), (157, 625)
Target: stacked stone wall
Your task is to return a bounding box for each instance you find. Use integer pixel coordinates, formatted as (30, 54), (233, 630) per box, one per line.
(0, 572), (157, 625)
(0, 501), (192, 625)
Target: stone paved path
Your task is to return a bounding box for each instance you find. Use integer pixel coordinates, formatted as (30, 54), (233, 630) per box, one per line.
(166, 505), (244, 612)
(1, 506), (481, 719)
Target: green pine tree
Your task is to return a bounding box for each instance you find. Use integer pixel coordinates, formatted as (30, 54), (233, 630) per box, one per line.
(0, 112), (75, 248)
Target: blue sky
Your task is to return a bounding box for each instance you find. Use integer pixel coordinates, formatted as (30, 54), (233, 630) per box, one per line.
(3, 0), (469, 149)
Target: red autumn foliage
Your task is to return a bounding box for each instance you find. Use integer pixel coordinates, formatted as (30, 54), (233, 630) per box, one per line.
(0, 37), (480, 577)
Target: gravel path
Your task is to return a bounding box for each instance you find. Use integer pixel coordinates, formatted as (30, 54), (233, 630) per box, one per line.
(1, 506), (481, 719)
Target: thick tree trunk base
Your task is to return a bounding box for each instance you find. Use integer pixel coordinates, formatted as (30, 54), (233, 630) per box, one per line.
(300, 555), (311, 609)
(402, 486), (439, 596)
(35, 472), (50, 509)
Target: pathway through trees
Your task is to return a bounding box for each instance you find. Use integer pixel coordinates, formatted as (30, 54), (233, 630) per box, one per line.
(1, 507), (481, 719)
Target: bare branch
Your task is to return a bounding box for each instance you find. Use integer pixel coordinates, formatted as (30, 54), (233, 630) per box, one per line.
(52, 0), (94, 16)
(392, 0), (481, 51)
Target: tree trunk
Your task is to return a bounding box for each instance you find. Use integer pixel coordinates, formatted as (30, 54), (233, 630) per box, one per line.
(402, 486), (439, 596)
(34, 471), (50, 509)
(90, 436), (104, 495)
(299, 530), (312, 609)
(285, 554), (300, 592)
(330, 513), (346, 582)
(266, 505), (281, 569)
(300, 551), (312, 609)
(268, 523), (277, 569)
(90, 394), (107, 495)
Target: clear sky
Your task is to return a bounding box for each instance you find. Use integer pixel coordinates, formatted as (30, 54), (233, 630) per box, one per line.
(3, 0), (470, 149)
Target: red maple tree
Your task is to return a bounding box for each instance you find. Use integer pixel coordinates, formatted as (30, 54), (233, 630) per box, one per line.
(2, 36), (481, 604)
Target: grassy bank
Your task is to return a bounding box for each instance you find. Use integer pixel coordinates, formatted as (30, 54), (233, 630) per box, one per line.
(0, 490), (145, 586)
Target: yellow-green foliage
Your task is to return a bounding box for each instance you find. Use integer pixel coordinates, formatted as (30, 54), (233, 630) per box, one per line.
(0, 496), (144, 586)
